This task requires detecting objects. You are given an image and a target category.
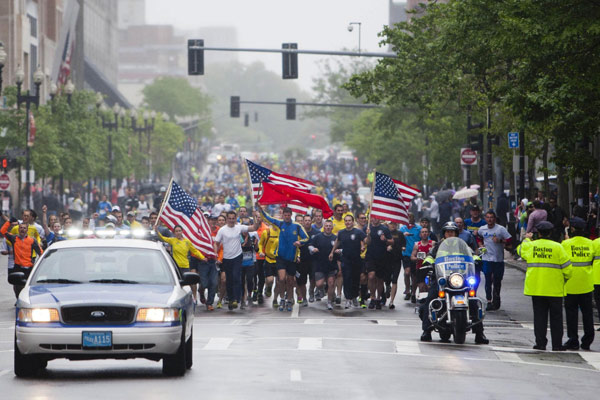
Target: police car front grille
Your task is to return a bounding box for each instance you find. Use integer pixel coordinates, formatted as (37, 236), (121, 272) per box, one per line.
(61, 306), (135, 325)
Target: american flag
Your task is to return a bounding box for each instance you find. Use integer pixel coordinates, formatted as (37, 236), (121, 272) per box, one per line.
(370, 172), (419, 225)
(246, 159), (315, 214)
(159, 181), (216, 258)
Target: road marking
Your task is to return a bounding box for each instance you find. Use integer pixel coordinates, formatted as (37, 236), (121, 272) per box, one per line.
(395, 341), (420, 355)
(304, 319), (324, 324)
(231, 319), (253, 325)
(377, 320), (397, 326)
(203, 338), (233, 350)
(579, 352), (600, 371)
(0, 369), (9, 377)
(290, 369), (302, 382)
(298, 337), (322, 350)
(494, 351), (522, 363)
(520, 323), (534, 330)
(291, 303), (299, 318)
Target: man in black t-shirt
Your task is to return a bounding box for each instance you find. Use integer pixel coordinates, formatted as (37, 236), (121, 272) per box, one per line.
(299, 215), (320, 304)
(365, 218), (393, 309)
(331, 215), (366, 309)
(309, 220), (339, 310)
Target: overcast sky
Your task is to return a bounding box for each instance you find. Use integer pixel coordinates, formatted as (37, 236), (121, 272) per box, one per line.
(146, 0), (391, 92)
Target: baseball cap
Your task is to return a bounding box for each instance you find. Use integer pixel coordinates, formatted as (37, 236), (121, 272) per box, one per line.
(112, 205), (121, 212)
(471, 205), (481, 211)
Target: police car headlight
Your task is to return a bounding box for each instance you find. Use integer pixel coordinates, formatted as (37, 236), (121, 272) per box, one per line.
(83, 230), (94, 236)
(132, 229), (146, 238)
(448, 273), (464, 289)
(66, 228), (81, 237)
(18, 308), (60, 323)
(136, 308), (179, 322)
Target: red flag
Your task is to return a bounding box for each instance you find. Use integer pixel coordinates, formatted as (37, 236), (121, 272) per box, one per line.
(258, 181), (333, 218)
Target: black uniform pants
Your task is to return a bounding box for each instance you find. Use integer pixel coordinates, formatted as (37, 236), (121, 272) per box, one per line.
(341, 259), (362, 300)
(532, 296), (563, 349)
(565, 292), (595, 347)
(594, 285), (600, 321)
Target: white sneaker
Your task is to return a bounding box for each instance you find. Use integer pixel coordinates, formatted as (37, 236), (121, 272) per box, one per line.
(327, 302), (333, 310)
(344, 300), (351, 309)
(352, 298), (359, 307)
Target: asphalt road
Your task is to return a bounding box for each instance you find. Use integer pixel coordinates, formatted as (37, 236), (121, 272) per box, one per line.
(0, 257), (599, 399)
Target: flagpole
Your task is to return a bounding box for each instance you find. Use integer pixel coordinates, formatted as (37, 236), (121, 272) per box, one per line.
(244, 159), (255, 211)
(155, 178), (174, 228)
(367, 169), (376, 228)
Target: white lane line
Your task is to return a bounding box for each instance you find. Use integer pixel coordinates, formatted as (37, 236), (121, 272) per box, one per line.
(579, 352), (600, 371)
(494, 351), (523, 363)
(521, 323), (534, 330)
(298, 337), (322, 350)
(290, 369), (302, 382)
(291, 303), (299, 318)
(231, 319), (253, 325)
(304, 319), (324, 324)
(203, 338), (233, 350)
(377, 320), (397, 326)
(0, 369), (10, 377)
(395, 341), (421, 355)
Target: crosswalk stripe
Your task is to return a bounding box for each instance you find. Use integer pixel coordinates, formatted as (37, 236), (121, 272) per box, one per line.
(203, 338), (233, 350)
(395, 340), (420, 355)
(304, 319), (324, 324)
(494, 351), (522, 363)
(231, 320), (253, 325)
(579, 352), (600, 371)
(377, 320), (397, 326)
(298, 337), (322, 350)
(290, 369), (302, 382)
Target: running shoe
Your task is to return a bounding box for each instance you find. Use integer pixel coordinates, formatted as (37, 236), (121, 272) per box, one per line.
(410, 295), (416, 304)
(207, 304), (214, 311)
(352, 298), (359, 308)
(273, 299), (278, 308)
(216, 301), (222, 309)
(368, 300), (376, 310)
(309, 293), (315, 303)
(286, 301), (293, 312)
(389, 303), (395, 310)
(375, 300), (382, 310)
(279, 299), (285, 311)
(344, 300), (351, 309)
(200, 292), (206, 304)
(385, 285), (391, 299)
(231, 301), (238, 309)
(302, 301), (308, 307)
(335, 296), (341, 305)
(360, 298), (367, 309)
(315, 290), (323, 301)
(258, 294), (264, 305)
(327, 302), (333, 310)
(228, 303), (234, 310)
(240, 301), (246, 310)
(265, 287), (272, 298)
(404, 293), (411, 301)
(251, 290), (258, 302)
(380, 296), (387, 306)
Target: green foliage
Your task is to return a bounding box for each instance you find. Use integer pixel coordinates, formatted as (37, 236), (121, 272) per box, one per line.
(142, 76), (211, 121)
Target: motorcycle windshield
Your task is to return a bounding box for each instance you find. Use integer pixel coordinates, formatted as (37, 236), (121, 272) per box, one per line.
(434, 237), (475, 278)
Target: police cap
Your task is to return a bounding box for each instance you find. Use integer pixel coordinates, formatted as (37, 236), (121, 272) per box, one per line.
(569, 217), (586, 230)
(536, 221), (554, 232)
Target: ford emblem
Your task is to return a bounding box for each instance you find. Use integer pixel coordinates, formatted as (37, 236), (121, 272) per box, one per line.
(90, 311), (105, 318)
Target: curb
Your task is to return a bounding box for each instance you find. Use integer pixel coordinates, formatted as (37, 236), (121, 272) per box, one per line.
(503, 250), (527, 273)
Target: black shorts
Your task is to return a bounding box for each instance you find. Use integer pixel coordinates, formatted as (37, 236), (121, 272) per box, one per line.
(416, 267), (429, 284)
(366, 259), (388, 280)
(11, 265), (32, 284)
(402, 256), (414, 272)
(276, 257), (297, 276)
(263, 261), (276, 277)
(296, 259), (311, 286)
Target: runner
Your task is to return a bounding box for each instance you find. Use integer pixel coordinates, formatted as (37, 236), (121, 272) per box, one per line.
(331, 215), (366, 309)
(310, 220), (339, 310)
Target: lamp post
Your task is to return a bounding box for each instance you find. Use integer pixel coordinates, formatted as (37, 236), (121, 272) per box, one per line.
(99, 102), (120, 190)
(347, 22), (362, 54)
(0, 42), (6, 97)
(16, 65), (43, 210)
(130, 109), (155, 180)
(64, 79), (74, 105)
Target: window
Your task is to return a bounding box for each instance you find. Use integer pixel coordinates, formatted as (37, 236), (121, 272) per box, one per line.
(28, 14), (37, 38)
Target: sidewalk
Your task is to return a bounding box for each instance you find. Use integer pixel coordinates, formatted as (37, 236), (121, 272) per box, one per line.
(503, 250), (527, 273)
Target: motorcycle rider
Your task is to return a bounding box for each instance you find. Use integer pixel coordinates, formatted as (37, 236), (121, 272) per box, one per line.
(419, 221), (489, 344)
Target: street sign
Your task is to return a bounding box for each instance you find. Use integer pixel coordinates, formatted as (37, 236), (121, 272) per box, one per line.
(460, 148), (478, 166)
(0, 174), (10, 190)
(508, 132), (519, 148)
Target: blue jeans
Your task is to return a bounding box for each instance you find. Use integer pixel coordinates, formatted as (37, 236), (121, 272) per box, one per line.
(223, 254), (243, 302)
(482, 261), (504, 303)
(197, 259), (218, 306)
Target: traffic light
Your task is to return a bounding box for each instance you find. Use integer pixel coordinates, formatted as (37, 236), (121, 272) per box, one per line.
(1, 158), (7, 170)
(468, 134), (483, 151)
(282, 43), (298, 79)
(244, 113), (249, 127)
(188, 39), (204, 75)
(230, 96), (240, 118)
(286, 98), (296, 120)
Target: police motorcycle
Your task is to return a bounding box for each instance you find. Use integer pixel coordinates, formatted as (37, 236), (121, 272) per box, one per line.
(425, 237), (484, 344)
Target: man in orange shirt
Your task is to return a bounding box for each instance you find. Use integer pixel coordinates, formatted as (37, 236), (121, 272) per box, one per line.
(1, 216), (43, 297)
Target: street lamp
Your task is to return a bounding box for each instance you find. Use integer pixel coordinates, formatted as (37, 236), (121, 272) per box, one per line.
(130, 109), (156, 181)
(49, 81), (57, 100)
(98, 102), (120, 189)
(347, 22), (362, 54)
(0, 42), (6, 96)
(16, 65), (43, 210)
(64, 79), (74, 104)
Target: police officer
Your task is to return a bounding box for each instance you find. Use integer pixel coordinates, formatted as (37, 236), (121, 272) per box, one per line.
(517, 221), (572, 351)
(561, 217), (595, 350)
(593, 230), (600, 331)
(419, 221), (488, 344)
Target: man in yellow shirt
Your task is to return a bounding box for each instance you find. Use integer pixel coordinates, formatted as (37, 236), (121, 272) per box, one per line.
(157, 224), (205, 303)
(10, 209), (41, 244)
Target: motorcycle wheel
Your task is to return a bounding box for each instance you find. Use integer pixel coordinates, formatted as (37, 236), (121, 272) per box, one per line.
(439, 331), (451, 342)
(452, 310), (467, 344)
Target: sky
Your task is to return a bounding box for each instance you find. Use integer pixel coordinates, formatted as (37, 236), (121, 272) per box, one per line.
(146, 0), (391, 92)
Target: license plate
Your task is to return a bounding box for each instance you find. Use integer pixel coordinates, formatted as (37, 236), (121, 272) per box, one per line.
(453, 295), (465, 305)
(82, 331), (112, 348)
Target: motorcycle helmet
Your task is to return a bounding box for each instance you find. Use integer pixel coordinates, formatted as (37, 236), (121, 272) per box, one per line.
(441, 221), (459, 233)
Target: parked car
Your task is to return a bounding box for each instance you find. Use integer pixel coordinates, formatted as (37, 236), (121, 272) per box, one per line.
(10, 239), (199, 377)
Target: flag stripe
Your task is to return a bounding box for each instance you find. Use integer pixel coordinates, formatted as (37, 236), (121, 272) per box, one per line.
(371, 172), (417, 225)
(161, 206), (215, 255)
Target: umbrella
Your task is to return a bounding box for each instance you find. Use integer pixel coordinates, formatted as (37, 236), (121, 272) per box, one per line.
(435, 189), (454, 202)
(453, 187), (479, 200)
(469, 184), (480, 190)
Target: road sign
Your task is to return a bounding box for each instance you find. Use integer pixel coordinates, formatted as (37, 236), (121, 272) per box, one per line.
(0, 174), (10, 190)
(460, 148), (478, 166)
(508, 132), (519, 148)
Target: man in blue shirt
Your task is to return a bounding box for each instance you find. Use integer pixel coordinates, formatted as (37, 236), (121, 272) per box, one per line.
(260, 206), (308, 311)
(400, 213), (422, 302)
